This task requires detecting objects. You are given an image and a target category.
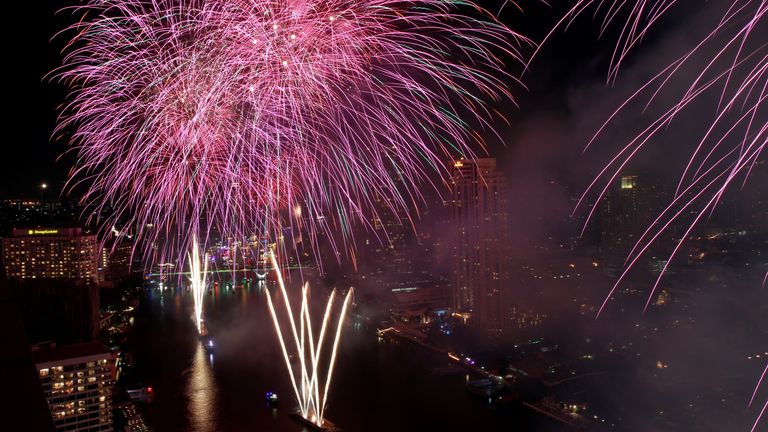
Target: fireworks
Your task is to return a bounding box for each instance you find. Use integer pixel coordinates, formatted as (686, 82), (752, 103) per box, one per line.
(55, 0), (527, 260)
(264, 250), (353, 426)
(535, 1), (766, 428)
(188, 235), (209, 334)
(750, 363), (768, 432)
(54, 3), (524, 424)
(539, 1), (767, 310)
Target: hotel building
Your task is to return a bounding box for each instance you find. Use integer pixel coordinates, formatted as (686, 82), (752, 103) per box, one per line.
(2, 228), (98, 281)
(33, 342), (115, 432)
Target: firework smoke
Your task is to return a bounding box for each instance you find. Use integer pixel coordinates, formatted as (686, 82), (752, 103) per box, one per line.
(534, 1), (767, 427)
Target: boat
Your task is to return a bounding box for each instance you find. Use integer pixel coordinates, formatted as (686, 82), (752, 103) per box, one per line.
(126, 386), (154, 404)
(265, 391), (278, 405)
(289, 409), (341, 432)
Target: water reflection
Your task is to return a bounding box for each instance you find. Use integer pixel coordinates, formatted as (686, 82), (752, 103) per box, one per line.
(187, 342), (219, 432)
(137, 270), (547, 432)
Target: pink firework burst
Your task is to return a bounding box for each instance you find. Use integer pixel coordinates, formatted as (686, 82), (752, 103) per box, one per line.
(54, 0), (529, 262)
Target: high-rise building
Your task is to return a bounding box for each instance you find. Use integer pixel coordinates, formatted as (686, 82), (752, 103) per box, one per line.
(99, 240), (134, 283)
(0, 277), (56, 432)
(361, 203), (411, 293)
(449, 158), (510, 331)
(2, 228), (98, 281)
(598, 175), (663, 276)
(33, 342), (115, 432)
(6, 278), (100, 344)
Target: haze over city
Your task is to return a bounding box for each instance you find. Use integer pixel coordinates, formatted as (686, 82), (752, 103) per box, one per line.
(1, 1), (766, 432)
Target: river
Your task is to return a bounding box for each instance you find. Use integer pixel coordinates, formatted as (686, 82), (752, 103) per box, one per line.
(130, 275), (562, 431)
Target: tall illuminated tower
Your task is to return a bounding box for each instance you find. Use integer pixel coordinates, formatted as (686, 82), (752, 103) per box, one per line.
(449, 158), (510, 331)
(2, 228), (98, 281)
(34, 343), (116, 432)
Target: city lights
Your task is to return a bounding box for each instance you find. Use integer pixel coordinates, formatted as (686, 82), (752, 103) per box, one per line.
(2, 1), (765, 431)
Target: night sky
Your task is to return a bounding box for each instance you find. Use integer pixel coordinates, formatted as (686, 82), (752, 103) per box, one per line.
(4, 2), (69, 198)
(2, 1), (691, 199)
(2, 1), (767, 431)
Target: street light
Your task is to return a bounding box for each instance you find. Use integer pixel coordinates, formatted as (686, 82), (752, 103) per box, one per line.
(40, 183), (47, 202)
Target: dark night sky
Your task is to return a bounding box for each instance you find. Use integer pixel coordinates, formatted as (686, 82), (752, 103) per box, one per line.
(0, 1), (692, 199)
(3, 2), (70, 199)
(0, 1), (748, 261)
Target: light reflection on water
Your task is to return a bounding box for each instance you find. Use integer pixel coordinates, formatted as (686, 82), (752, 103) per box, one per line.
(139, 273), (546, 432)
(187, 343), (219, 432)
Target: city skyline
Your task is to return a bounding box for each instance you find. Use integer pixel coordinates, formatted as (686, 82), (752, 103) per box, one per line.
(1, 1), (766, 432)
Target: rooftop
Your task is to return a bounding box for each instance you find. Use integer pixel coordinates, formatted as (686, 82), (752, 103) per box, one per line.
(9, 227), (88, 237)
(32, 341), (111, 365)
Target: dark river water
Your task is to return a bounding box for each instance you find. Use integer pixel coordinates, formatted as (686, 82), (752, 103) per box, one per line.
(131, 276), (562, 432)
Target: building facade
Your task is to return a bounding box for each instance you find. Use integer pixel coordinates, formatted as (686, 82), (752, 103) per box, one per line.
(7, 278), (100, 344)
(598, 175), (663, 276)
(99, 240), (134, 283)
(389, 283), (451, 323)
(34, 342), (115, 432)
(2, 228), (98, 281)
(449, 158), (511, 331)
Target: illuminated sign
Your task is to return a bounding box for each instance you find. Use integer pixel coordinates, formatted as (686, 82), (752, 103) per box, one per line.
(620, 176), (637, 190)
(11, 227), (84, 237)
(27, 229), (59, 235)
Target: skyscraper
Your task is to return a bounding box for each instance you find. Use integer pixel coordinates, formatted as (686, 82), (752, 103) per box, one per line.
(2, 228), (98, 281)
(361, 202), (411, 293)
(7, 278), (100, 344)
(599, 175), (663, 276)
(449, 158), (510, 331)
(33, 342), (116, 432)
(2, 227), (101, 343)
(354, 197), (451, 321)
(99, 239), (134, 283)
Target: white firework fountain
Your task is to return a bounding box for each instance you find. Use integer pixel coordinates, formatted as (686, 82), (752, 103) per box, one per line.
(264, 250), (352, 430)
(188, 235), (209, 335)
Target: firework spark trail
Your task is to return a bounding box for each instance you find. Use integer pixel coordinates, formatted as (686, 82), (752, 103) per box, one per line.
(751, 363), (768, 410)
(55, 0), (528, 262)
(533, 1), (768, 427)
(188, 234), (209, 334)
(752, 399), (767, 432)
(534, 1), (768, 252)
(264, 250), (353, 426)
(319, 285), (352, 422)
